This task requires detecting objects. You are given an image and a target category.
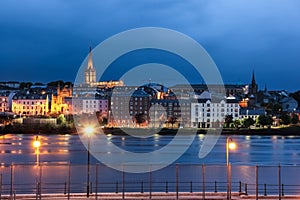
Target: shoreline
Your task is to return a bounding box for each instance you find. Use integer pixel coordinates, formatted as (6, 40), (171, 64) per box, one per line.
(1, 124), (300, 136)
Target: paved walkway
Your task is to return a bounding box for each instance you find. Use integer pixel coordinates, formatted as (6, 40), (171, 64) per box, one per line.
(1, 192), (299, 200)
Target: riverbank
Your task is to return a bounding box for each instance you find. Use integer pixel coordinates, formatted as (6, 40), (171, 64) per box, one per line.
(104, 126), (300, 136)
(1, 124), (300, 135)
(0, 123), (76, 135)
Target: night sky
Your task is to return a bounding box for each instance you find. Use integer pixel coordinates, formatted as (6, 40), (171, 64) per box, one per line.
(0, 0), (300, 91)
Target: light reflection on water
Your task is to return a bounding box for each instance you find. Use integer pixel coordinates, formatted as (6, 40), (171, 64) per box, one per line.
(0, 133), (300, 166)
(1, 133), (300, 194)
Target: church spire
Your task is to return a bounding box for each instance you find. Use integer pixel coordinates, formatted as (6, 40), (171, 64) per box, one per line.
(251, 70), (256, 86)
(84, 46), (97, 85)
(264, 83), (267, 92)
(87, 46), (93, 69)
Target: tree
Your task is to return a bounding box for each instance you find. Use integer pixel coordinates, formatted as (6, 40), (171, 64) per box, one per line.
(47, 80), (64, 87)
(280, 113), (291, 125)
(224, 114), (233, 128)
(57, 114), (66, 125)
(291, 114), (299, 124)
(233, 119), (241, 129)
(290, 91), (300, 107)
(19, 82), (33, 89)
(167, 116), (177, 128)
(134, 113), (147, 125)
(243, 117), (255, 128)
(96, 111), (108, 126)
(258, 115), (273, 127)
(265, 102), (282, 115)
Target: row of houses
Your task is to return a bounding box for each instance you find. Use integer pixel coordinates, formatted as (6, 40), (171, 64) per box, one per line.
(1, 81), (299, 128)
(0, 83), (242, 128)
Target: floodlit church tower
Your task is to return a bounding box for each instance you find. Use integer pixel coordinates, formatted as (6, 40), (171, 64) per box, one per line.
(248, 71), (258, 107)
(84, 47), (96, 85)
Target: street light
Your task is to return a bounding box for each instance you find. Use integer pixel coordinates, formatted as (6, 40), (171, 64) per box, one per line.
(226, 137), (236, 200)
(33, 136), (41, 199)
(84, 126), (94, 197)
(33, 136), (41, 166)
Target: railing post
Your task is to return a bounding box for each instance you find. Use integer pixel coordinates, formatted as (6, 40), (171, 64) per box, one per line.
(39, 165), (42, 200)
(141, 181), (143, 193)
(176, 164), (179, 200)
(245, 184), (248, 196)
(149, 165), (152, 200)
(0, 173), (2, 200)
(278, 165), (281, 200)
(10, 164), (13, 198)
(190, 181), (192, 193)
(214, 181), (217, 193)
(264, 184), (267, 196)
(165, 181), (168, 193)
(95, 164), (98, 200)
(202, 164), (205, 200)
(281, 184), (284, 196)
(239, 181), (241, 194)
(90, 182), (92, 194)
(36, 181), (38, 200)
(64, 182), (67, 194)
(116, 181), (118, 194)
(67, 163), (70, 200)
(122, 168), (125, 200)
(256, 165), (258, 200)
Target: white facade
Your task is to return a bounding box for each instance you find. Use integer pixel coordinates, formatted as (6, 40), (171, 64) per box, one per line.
(68, 97), (108, 114)
(240, 108), (266, 121)
(0, 94), (9, 112)
(191, 99), (239, 128)
(0, 92), (15, 112)
(12, 94), (49, 116)
(280, 97), (298, 112)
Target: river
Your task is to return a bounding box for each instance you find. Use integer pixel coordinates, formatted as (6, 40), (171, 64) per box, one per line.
(1, 133), (300, 195)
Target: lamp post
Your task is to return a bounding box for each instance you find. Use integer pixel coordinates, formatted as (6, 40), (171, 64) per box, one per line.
(33, 136), (41, 199)
(33, 136), (41, 166)
(226, 137), (236, 200)
(85, 126), (94, 197)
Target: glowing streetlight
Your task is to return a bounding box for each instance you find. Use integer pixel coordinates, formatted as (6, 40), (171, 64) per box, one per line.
(84, 127), (94, 137)
(226, 137), (236, 166)
(33, 136), (41, 166)
(226, 137), (236, 200)
(85, 126), (94, 197)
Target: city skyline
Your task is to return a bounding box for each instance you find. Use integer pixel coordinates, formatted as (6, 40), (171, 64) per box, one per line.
(1, 0), (300, 91)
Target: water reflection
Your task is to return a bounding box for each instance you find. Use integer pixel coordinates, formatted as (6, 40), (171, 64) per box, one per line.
(0, 134), (300, 166)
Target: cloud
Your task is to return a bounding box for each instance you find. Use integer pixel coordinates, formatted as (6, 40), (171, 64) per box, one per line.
(0, 0), (299, 90)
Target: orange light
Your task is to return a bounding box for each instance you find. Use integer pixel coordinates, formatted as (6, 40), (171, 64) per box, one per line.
(228, 141), (236, 150)
(33, 140), (41, 148)
(84, 126), (94, 137)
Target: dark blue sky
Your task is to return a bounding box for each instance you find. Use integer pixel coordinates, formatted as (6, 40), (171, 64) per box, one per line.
(0, 0), (300, 91)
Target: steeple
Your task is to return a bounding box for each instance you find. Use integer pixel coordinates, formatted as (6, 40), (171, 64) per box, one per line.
(57, 82), (61, 95)
(251, 70), (256, 87)
(264, 83), (267, 92)
(87, 46), (93, 69)
(84, 46), (97, 85)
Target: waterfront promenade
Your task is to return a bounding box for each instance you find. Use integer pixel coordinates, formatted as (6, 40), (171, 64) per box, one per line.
(1, 192), (299, 200)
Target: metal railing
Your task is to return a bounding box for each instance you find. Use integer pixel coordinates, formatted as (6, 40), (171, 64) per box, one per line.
(1, 163), (300, 199)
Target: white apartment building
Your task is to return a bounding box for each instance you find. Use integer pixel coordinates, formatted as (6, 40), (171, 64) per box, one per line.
(66, 97), (108, 114)
(191, 93), (240, 128)
(12, 94), (49, 116)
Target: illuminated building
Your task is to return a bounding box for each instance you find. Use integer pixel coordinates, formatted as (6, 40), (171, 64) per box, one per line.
(83, 47), (123, 88)
(191, 92), (240, 128)
(51, 85), (72, 114)
(0, 92), (11, 112)
(84, 47), (96, 85)
(12, 93), (49, 116)
(109, 86), (151, 127)
(65, 96), (108, 115)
